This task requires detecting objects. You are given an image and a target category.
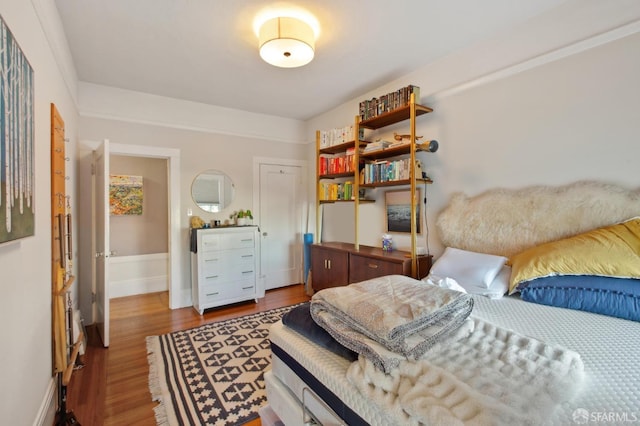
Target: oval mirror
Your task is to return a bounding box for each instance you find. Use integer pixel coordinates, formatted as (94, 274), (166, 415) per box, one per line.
(191, 170), (235, 213)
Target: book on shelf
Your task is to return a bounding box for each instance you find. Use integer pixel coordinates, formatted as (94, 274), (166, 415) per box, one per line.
(318, 155), (328, 175)
(319, 152), (356, 175)
(318, 181), (354, 201)
(319, 125), (356, 148)
(362, 158), (411, 184)
(344, 181), (353, 200)
(362, 140), (392, 153)
(358, 84), (421, 121)
(345, 147), (356, 173)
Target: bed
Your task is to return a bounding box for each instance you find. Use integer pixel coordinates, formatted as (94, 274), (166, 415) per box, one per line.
(265, 181), (640, 425)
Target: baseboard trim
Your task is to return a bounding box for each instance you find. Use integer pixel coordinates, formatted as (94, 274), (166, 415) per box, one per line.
(109, 253), (168, 298)
(110, 275), (168, 299)
(34, 377), (56, 426)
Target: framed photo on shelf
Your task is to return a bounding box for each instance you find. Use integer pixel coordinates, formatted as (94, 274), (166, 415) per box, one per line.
(385, 188), (421, 234)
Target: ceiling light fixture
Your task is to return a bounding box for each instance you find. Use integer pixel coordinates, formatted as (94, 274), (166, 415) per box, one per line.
(258, 17), (315, 68)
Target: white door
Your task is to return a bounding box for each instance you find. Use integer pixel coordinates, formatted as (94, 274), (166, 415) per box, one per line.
(259, 164), (303, 289)
(94, 140), (110, 347)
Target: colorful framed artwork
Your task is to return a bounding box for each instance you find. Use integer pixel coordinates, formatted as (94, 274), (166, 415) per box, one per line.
(0, 15), (35, 244)
(385, 188), (421, 234)
(109, 175), (143, 215)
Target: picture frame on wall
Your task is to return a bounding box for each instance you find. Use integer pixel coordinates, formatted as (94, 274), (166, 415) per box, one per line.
(0, 15), (35, 244)
(385, 188), (421, 234)
(109, 175), (144, 215)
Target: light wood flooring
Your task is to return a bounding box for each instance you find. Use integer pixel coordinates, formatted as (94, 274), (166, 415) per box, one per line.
(66, 284), (311, 425)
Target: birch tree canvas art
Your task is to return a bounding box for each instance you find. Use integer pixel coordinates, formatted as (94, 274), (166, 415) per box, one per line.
(0, 16), (34, 244)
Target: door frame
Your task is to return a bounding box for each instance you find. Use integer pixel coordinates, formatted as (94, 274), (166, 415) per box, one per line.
(252, 157), (309, 285)
(109, 143), (183, 309)
(95, 140), (110, 346)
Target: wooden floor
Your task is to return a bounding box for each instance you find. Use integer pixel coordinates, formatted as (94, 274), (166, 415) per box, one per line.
(66, 284), (311, 425)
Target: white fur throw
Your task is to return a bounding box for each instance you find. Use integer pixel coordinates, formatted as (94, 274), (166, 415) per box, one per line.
(347, 317), (585, 426)
(437, 181), (640, 257)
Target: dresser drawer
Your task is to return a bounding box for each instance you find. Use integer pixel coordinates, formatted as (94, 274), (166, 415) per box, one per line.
(225, 232), (255, 249)
(200, 233), (222, 252)
(349, 254), (404, 283)
(200, 248), (255, 275)
(200, 279), (256, 304)
(200, 267), (255, 286)
(200, 231), (255, 252)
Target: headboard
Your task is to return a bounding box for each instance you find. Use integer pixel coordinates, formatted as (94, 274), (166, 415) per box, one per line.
(436, 181), (640, 258)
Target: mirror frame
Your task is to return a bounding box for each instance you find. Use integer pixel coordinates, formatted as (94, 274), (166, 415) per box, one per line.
(191, 169), (235, 213)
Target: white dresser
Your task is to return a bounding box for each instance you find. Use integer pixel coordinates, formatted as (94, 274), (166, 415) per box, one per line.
(190, 226), (263, 314)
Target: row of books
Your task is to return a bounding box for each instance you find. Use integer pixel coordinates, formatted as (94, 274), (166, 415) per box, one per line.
(320, 139), (417, 176)
(359, 85), (420, 121)
(318, 181), (355, 201)
(361, 158), (412, 184)
(318, 147), (357, 175)
(319, 125), (363, 148)
(320, 139), (412, 168)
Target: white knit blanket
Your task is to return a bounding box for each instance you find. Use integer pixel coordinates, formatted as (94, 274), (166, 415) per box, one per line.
(347, 317), (585, 426)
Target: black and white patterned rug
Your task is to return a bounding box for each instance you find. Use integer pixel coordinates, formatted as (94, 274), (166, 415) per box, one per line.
(146, 305), (297, 426)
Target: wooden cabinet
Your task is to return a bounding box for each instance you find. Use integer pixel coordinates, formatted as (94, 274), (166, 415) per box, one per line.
(310, 244), (349, 291)
(190, 226), (263, 314)
(311, 242), (432, 291)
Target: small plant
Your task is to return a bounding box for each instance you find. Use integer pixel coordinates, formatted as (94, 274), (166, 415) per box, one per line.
(230, 209), (253, 220)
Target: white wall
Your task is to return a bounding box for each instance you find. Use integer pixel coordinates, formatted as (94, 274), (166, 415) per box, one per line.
(0, 0), (79, 424)
(308, 29), (640, 257)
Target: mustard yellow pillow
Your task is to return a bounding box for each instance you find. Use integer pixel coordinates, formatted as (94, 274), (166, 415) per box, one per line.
(509, 217), (640, 294)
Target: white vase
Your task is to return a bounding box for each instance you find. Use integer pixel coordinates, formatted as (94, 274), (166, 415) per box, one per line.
(236, 218), (247, 226)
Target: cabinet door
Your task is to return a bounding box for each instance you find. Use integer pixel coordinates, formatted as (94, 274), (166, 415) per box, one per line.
(349, 254), (404, 283)
(310, 246), (330, 290)
(311, 246), (349, 291)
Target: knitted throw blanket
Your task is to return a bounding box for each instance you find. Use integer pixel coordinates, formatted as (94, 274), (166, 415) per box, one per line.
(310, 275), (474, 373)
(347, 317), (585, 425)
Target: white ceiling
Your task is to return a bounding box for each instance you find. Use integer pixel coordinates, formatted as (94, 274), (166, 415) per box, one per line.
(54, 0), (640, 121)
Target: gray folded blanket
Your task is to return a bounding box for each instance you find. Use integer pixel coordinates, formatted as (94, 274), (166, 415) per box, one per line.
(310, 275), (474, 373)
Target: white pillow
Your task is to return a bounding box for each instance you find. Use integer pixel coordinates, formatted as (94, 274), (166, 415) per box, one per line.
(430, 247), (507, 289)
(467, 265), (510, 299)
(425, 265), (510, 299)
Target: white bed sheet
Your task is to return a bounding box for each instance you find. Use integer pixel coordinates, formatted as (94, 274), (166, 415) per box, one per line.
(268, 295), (640, 425)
